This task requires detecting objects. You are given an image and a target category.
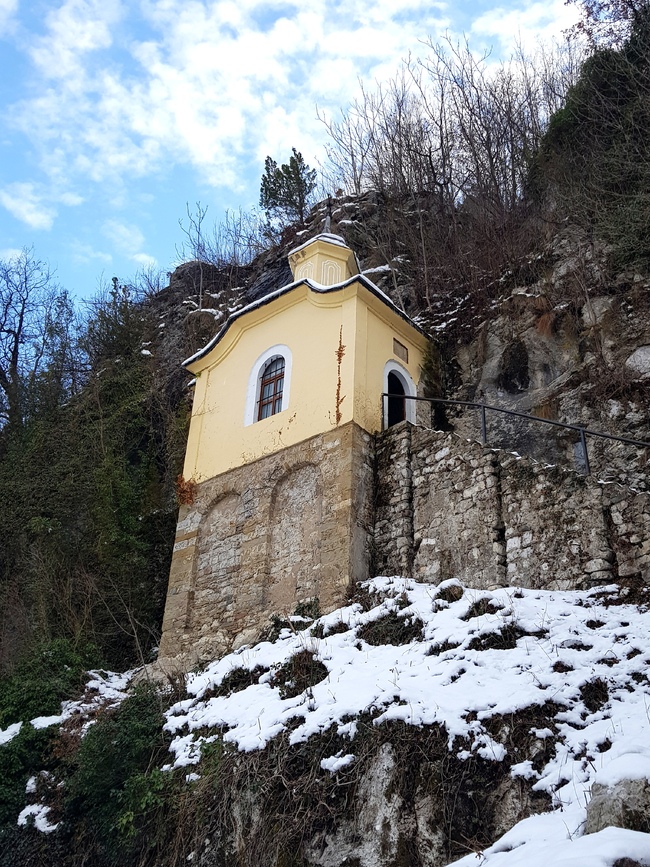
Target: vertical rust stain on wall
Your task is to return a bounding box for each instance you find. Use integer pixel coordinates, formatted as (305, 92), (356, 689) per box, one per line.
(335, 325), (346, 425)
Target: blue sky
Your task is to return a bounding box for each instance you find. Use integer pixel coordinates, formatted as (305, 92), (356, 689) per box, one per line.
(0, 0), (580, 300)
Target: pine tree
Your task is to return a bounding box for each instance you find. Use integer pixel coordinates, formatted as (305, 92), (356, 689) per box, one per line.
(259, 148), (317, 226)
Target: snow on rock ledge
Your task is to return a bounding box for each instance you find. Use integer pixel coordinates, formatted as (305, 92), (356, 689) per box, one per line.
(161, 576), (650, 866)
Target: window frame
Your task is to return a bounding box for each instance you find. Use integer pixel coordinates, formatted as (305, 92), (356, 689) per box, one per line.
(244, 344), (293, 426)
(257, 356), (285, 420)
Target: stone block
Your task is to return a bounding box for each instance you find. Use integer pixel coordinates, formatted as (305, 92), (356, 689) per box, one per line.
(584, 558), (614, 574)
(586, 778), (650, 834)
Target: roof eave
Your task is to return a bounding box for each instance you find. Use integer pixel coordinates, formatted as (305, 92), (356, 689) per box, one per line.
(182, 274), (428, 370)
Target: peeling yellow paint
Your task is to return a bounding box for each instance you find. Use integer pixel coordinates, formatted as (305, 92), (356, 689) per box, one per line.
(335, 325), (346, 425)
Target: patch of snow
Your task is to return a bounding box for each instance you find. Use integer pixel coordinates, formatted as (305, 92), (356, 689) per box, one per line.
(163, 576), (650, 861)
(363, 265), (392, 275)
(32, 715), (65, 730)
(321, 753), (356, 773)
(288, 233), (348, 257)
(451, 821), (650, 867)
(16, 578), (650, 863)
(0, 721), (22, 746)
(17, 804), (59, 834)
(592, 750), (650, 787)
(189, 307), (221, 318)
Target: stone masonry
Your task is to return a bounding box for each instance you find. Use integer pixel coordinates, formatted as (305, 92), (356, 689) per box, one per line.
(159, 419), (648, 669)
(374, 422), (649, 590)
(159, 421), (374, 667)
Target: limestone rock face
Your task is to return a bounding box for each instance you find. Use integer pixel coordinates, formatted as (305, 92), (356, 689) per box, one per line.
(304, 744), (408, 867)
(626, 346), (650, 379)
(586, 779), (650, 835)
(440, 231), (650, 489)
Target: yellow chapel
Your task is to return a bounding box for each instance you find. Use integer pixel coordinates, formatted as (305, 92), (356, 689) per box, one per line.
(159, 231), (429, 666)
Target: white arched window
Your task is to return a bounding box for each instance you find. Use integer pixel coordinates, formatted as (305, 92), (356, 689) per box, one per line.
(244, 344), (293, 426)
(383, 360), (416, 428)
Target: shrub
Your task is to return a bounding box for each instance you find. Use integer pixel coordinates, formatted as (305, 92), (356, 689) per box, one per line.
(357, 611), (424, 646)
(0, 724), (53, 829)
(271, 650), (329, 699)
(0, 638), (99, 728)
(65, 682), (170, 862)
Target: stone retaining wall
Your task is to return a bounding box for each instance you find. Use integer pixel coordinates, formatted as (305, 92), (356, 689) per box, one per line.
(374, 423), (649, 590)
(160, 420), (648, 669)
(159, 421), (374, 666)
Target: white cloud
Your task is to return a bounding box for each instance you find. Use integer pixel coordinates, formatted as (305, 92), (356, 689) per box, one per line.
(471, 0), (582, 53)
(28, 0), (123, 80)
(9, 0), (451, 200)
(102, 218), (145, 254)
(5, 0), (579, 238)
(131, 252), (157, 267)
(0, 247), (23, 262)
(0, 0), (17, 37)
(0, 183), (56, 229)
(59, 191), (84, 206)
(71, 243), (112, 265)
(102, 219), (155, 266)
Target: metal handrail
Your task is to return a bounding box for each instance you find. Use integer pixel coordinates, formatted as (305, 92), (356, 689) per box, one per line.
(381, 392), (650, 475)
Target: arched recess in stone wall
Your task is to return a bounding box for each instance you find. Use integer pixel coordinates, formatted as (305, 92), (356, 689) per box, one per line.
(192, 492), (243, 629)
(267, 464), (323, 614)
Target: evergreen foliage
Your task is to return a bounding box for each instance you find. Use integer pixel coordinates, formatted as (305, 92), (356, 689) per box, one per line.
(0, 724), (53, 831)
(259, 148), (317, 226)
(0, 638), (99, 836)
(0, 279), (185, 674)
(0, 639), (99, 729)
(535, 9), (650, 268)
(65, 683), (171, 864)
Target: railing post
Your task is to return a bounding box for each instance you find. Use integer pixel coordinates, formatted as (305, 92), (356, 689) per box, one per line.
(579, 428), (591, 475)
(480, 404), (488, 445)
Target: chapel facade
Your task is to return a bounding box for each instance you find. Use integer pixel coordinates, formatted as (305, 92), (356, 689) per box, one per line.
(158, 232), (428, 666)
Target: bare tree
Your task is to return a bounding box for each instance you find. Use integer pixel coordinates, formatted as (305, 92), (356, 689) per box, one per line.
(565, 0), (648, 46)
(0, 249), (68, 430)
(177, 203), (270, 307)
(322, 37), (585, 309)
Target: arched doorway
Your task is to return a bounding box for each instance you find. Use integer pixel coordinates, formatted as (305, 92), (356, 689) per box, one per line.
(383, 361), (417, 428)
(387, 371), (406, 426)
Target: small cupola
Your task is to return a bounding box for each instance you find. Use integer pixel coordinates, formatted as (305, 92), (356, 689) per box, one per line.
(288, 232), (359, 286)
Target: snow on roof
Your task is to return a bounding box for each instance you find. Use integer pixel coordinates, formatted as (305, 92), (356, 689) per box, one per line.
(182, 272), (426, 367)
(287, 232), (349, 257)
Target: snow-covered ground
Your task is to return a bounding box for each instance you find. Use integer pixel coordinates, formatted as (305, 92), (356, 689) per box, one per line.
(4, 577), (650, 865)
(2, 669), (132, 834)
(164, 576), (650, 866)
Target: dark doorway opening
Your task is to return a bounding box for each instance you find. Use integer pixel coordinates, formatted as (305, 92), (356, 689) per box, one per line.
(387, 372), (406, 426)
